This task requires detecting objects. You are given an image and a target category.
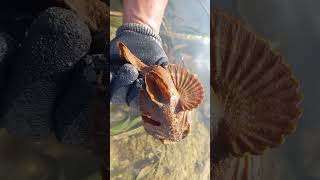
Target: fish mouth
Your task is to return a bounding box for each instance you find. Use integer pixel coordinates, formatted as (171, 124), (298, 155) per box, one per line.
(142, 115), (161, 126)
(141, 115), (189, 143)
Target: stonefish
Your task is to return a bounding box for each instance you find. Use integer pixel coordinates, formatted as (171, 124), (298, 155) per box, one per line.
(117, 41), (205, 144)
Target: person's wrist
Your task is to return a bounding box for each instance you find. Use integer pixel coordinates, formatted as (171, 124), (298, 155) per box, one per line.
(123, 15), (160, 34)
(122, 0), (168, 33)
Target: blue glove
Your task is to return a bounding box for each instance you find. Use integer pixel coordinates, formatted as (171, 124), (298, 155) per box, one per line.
(109, 23), (169, 107)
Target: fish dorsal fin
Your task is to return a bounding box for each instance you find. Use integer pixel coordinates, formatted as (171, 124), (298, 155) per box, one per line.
(117, 41), (147, 71)
(145, 70), (171, 105)
(167, 64), (204, 111)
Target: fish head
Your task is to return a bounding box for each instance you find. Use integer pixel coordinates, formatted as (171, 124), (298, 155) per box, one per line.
(140, 95), (192, 144)
(139, 66), (192, 144)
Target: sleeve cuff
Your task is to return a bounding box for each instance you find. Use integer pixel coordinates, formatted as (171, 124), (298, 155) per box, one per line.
(116, 23), (162, 46)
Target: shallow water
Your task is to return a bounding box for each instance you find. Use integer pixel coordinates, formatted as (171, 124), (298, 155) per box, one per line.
(110, 0), (210, 179)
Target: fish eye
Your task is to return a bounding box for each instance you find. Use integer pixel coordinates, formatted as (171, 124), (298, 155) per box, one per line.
(142, 115), (161, 126)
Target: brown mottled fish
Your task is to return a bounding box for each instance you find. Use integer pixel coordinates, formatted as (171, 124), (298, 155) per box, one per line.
(211, 9), (303, 179)
(117, 41), (205, 144)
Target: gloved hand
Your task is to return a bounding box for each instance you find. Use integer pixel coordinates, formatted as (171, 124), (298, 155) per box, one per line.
(109, 23), (169, 107)
(0, 7), (93, 144)
(0, 6), (108, 178)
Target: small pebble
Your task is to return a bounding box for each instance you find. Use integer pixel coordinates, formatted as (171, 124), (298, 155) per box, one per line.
(83, 65), (97, 83)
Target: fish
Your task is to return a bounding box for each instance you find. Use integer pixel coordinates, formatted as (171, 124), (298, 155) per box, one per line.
(210, 9), (303, 179)
(117, 41), (205, 144)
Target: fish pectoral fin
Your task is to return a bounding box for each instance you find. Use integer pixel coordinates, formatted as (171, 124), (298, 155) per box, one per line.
(167, 64), (204, 111)
(117, 41), (147, 71)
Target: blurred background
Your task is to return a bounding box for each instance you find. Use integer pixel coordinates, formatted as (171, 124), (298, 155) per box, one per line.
(0, 0), (102, 180)
(0, 129), (100, 180)
(213, 0), (320, 180)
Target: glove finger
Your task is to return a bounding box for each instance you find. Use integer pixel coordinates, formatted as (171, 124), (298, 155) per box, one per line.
(110, 64), (119, 86)
(127, 78), (144, 108)
(110, 85), (130, 105)
(2, 7), (91, 139)
(109, 38), (126, 66)
(55, 62), (95, 148)
(111, 63), (138, 90)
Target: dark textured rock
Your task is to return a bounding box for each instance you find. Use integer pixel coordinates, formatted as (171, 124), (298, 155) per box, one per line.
(110, 71), (113, 82)
(0, 33), (16, 87)
(0, 33), (17, 117)
(2, 7), (91, 139)
(0, 1), (57, 43)
(22, 7), (91, 78)
(0, 33), (16, 64)
(91, 32), (106, 54)
(84, 54), (107, 91)
(91, 54), (107, 72)
(54, 62), (96, 147)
